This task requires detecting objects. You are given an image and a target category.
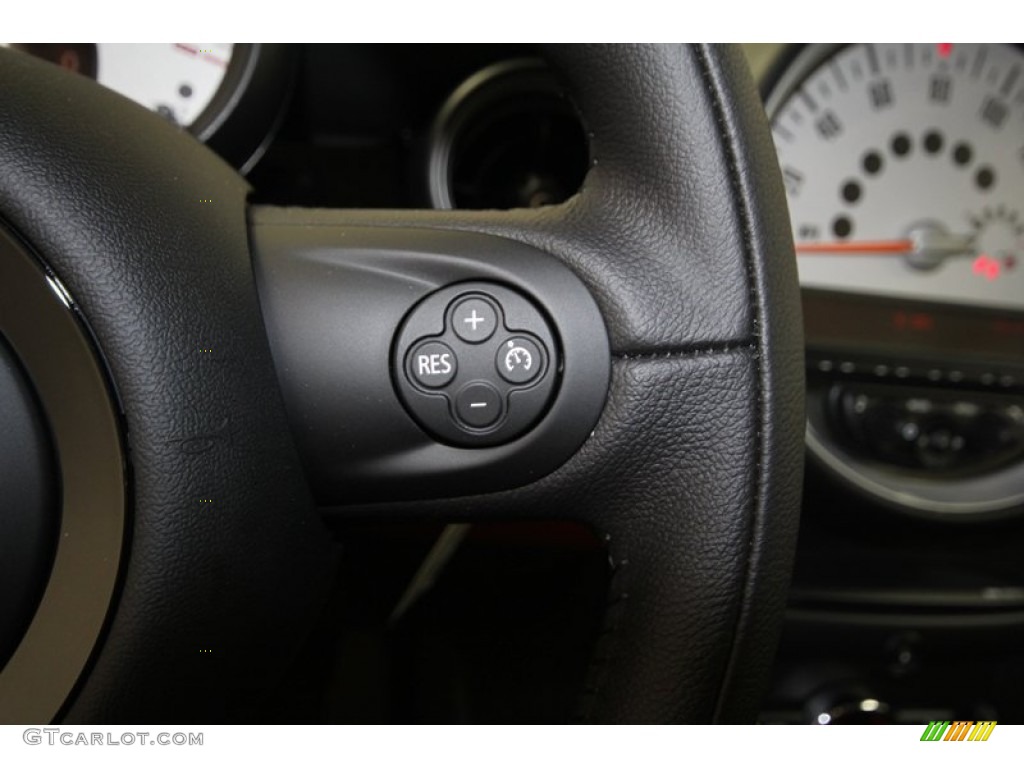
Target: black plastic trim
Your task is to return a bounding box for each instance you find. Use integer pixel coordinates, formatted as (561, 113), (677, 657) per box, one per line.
(250, 219), (610, 504)
(196, 43), (296, 173)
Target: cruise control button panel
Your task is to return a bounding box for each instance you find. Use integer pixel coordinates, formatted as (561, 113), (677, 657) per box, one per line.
(253, 224), (610, 499)
(394, 283), (558, 447)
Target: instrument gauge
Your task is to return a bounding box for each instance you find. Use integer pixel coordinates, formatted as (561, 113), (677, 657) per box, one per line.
(2, 43), (293, 171)
(764, 44), (1024, 518)
(767, 43), (1024, 311)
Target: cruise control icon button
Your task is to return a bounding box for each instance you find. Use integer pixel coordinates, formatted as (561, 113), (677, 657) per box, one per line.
(496, 337), (543, 385)
(455, 382), (502, 428)
(409, 341), (457, 388)
(451, 297), (497, 343)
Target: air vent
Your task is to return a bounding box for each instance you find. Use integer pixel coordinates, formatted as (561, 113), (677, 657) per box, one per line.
(428, 59), (588, 211)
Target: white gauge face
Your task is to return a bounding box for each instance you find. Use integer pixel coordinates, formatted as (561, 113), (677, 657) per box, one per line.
(3, 43), (234, 129)
(96, 44), (234, 128)
(768, 43), (1024, 311)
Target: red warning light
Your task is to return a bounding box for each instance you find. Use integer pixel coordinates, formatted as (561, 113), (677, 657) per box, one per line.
(937, 43), (953, 58)
(910, 313), (934, 331)
(972, 254), (1001, 281)
(893, 311), (935, 332)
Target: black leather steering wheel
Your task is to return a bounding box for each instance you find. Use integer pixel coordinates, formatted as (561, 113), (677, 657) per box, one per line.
(0, 44), (803, 723)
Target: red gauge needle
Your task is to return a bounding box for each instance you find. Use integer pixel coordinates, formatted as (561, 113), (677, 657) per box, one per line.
(795, 229), (977, 269)
(796, 239), (915, 254)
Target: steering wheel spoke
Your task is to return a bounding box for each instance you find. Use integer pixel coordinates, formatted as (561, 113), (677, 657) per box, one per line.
(0, 44), (802, 724)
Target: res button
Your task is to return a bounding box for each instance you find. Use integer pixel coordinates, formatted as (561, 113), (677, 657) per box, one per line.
(409, 341), (457, 388)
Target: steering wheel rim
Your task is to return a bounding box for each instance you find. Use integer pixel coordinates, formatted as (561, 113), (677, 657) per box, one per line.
(0, 44), (803, 723)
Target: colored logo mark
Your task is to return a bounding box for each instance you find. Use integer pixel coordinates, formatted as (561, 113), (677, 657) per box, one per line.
(920, 720), (996, 742)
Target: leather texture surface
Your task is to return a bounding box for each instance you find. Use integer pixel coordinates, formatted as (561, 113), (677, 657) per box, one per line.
(0, 48), (335, 722)
(0, 43), (802, 723)
(259, 44), (805, 722)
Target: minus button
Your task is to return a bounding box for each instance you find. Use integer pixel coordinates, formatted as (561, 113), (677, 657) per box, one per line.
(455, 382), (503, 429)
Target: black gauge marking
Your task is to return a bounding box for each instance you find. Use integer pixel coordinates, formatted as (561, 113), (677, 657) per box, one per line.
(922, 48), (933, 66)
(798, 224), (820, 240)
(955, 54), (967, 72)
(869, 79), (893, 110)
(831, 61), (848, 91)
(800, 89), (819, 112)
(773, 124), (794, 142)
(788, 108), (804, 125)
(817, 81), (831, 99)
(930, 74), (952, 104)
(980, 96), (1008, 129)
(972, 48), (987, 79)
(179, 83), (193, 98)
(156, 104), (178, 125)
(862, 151), (883, 175)
(851, 61), (864, 81)
(885, 48), (898, 69)
(903, 44), (914, 69)
(891, 132), (912, 158)
(832, 216), (853, 239)
(923, 130), (944, 154)
(953, 142), (973, 166)
(1001, 66), (1020, 97)
(782, 166), (804, 195)
(815, 110), (843, 140)
(866, 44), (881, 75)
(976, 166), (996, 191)
(841, 180), (862, 204)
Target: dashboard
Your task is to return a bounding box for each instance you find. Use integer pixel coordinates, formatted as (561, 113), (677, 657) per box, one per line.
(4, 43), (1023, 724)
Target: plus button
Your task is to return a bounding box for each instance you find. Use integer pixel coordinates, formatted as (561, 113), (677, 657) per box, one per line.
(452, 296), (498, 344)
(464, 310), (486, 331)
